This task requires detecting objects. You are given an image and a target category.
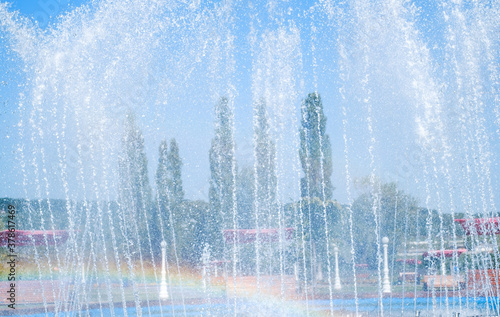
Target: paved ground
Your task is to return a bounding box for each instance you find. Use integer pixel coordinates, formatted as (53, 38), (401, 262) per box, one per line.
(0, 280), (225, 314)
(0, 280), (494, 316)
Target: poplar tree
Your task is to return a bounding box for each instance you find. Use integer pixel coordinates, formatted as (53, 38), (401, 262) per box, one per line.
(299, 92), (333, 201)
(167, 138), (184, 207)
(236, 166), (254, 229)
(156, 138), (185, 259)
(156, 139), (170, 246)
(118, 113), (154, 255)
(208, 96), (236, 257)
(253, 99), (277, 228)
(298, 93), (334, 277)
(156, 140), (169, 210)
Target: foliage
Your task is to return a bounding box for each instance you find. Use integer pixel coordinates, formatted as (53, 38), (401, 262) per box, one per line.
(286, 198), (342, 264)
(155, 140), (172, 256)
(253, 99), (277, 229)
(118, 112), (155, 258)
(156, 138), (185, 257)
(236, 166), (254, 229)
(167, 139), (184, 206)
(156, 138), (184, 209)
(0, 198), (70, 230)
(349, 181), (418, 269)
(458, 252), (500, 272)
(299, 92), (333, 201)
(295, 92), (337, 278)
(208, 97), (237, 257)
(156, 140), (170, 220)
(174, 200), (210, 265)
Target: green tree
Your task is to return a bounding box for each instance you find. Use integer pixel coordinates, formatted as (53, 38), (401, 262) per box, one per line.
(297, 93), (335, 281)
(156, 138), (186, 260)
(253, 99), (277, 229)
(285, 198), (342, 280)
(350, 180), (418, 269)
(236, 166), (254, 229)
(156, 140), (169, 211)
(118, 113), (154, 257)
(208, 97), (237, 257)
(167, 139), (184, 207)
(155, 140), (171, 254)
(178, 200), (210, 265)
(156, 139), (185, 216)
(299, 92), (333, 201)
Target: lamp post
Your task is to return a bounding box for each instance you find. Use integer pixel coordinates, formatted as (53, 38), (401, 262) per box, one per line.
(160, 240), (169, 299)
(334, 245), (341, 290)
(382, 237), (391, 293)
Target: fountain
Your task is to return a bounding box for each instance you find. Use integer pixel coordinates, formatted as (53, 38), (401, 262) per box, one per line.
(0, 0), (499, 316)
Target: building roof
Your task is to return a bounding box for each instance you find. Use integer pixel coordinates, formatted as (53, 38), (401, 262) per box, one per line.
(455, 218), (500, 235)
(422, 248), (467, 258)
(0, 230), (69, 247)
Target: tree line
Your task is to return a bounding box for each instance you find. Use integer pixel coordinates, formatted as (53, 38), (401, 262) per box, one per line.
(0, 92), (465, 274)
(114, 91), (465, 274)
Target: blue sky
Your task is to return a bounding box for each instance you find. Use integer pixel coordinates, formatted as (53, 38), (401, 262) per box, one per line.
(0, 0), (499, 215)
(7, 0), (85, 25)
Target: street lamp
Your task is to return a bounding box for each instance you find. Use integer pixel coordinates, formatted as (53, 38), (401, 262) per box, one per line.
(160, 240), (169, 299)
(382, 237), (391, 293)
(334, 245), (341, 290)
